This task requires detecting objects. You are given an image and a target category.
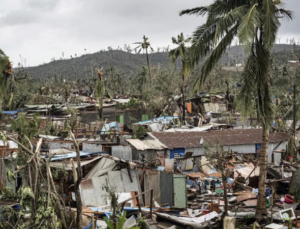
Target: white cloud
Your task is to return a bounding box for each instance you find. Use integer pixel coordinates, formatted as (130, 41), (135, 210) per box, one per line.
(0, 0), (299, 67)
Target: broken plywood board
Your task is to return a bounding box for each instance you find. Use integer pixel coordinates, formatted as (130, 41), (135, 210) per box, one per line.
(165, 159), (174, 172)
(243, 199), (257, 207)
(237, 194), (257, 203)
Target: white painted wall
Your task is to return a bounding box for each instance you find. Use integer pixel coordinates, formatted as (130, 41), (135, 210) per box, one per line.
(185, 142), (287, 163)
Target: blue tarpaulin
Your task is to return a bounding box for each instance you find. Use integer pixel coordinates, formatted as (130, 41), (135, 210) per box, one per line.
(2, 110), (21, 116)
(135, 115), (179, 125)
(101, 122), (119, 134)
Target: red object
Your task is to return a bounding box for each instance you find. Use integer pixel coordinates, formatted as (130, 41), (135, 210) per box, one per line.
(285, 194), (294, 204)
(203, 210), (210, 215)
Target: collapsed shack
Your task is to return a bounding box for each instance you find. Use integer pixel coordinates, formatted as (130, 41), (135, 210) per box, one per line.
(1, 129), (300, 228)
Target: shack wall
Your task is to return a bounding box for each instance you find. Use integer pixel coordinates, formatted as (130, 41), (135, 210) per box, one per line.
(82, 143), (102, 153)
(268, 141), (287, 163)
(111, 146), (132, 161)
(49, 142), (73, 150)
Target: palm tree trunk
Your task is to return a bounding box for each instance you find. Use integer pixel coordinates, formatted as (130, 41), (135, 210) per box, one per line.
(146, 48), (151, 89)
(255, 124), (269, 219)
(182, 73), (185, 125)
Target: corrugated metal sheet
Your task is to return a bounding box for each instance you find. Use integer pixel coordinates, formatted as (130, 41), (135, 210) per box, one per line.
(49, 156), (102, 171)
(80, 157), (141, 206)
(144, 170), (161, 205)
(126, 139), (167, 150)
(49, 151), (102, 161)
(160, 172), (174, 206)
(150, 129), (290, 149)
(112, 146), (132, 161)
(80, 175), (109, 206)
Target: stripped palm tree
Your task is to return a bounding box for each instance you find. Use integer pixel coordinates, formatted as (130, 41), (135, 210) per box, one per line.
(95, 68), (104, 120)
(133, 35), (154, 89)
(136, 66), (147, 95)
(180, 0), (292, 220)
(169, 33), (191, 124)
(0, 49), (13, 111)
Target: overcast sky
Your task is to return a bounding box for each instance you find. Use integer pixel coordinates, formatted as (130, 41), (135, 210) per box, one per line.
(1, 0), (299, 67)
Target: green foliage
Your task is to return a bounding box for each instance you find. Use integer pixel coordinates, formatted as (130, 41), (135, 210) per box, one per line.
(169, 33), (191, 77)
(104, 211), (139, 229)
(34, 196), (60, 229)
(0, 49), (10, 111)
(290, 186), (300, 202)
(18, 186), (34, 211)
(136, 213), (150, 229)
(7, 169), (16, 184)
(63, 106), (78, 133)
(0, 187), (15, 201)
(116, 98), (143, 109)
(133, 125), (147, 138)
(0, 206), (18, 229)
(11, 114), (40, 139)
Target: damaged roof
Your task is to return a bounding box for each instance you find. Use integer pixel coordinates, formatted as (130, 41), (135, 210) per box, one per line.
(149, 129), (290, 149)
(126, 138), (167, 150)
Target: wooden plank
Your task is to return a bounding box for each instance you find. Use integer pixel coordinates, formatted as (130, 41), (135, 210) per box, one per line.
(237, 194), (257, 203)
(243, 199), (257, 207)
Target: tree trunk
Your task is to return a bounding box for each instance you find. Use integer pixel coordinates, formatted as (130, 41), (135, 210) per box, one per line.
(293, 84), (296, 160)
(146, 49), (151, 90)
(221, 174), (228, 218)
(182, 73), (185, 125)
(255, 124), (269, 220)
(70, 132), (83, 229)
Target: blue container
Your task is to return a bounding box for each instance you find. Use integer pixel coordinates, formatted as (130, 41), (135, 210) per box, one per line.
(266, 187), (271, 197)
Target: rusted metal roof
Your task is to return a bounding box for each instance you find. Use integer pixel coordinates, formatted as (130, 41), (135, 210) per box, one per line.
(149, 129), (290, 149)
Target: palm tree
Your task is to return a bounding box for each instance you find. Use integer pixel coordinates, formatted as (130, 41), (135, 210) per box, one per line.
(133, 35), (154, 89)
(180, 0), (292, 220)
(136, 67), (147, 96)
(169, 33), (191, 123)
(0, 49), (13, 111)
(105, 65), (121, 97)
(169, 33), (191, 124)
(95, 68), (104, 120)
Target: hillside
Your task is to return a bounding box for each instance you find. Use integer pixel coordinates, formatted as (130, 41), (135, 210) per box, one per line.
(24, 50), (171, 79)
(24, 44), (300, 79)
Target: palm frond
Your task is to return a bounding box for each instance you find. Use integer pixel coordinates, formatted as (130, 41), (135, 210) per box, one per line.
(192, 25), (237, 92)
(171, 37), (177, 44)
(255, 45), (274, 127)
(188, 22), (219, 66)
(238, 3), (260, 51)
(180, 6), (209, 16)
(236, 53), (257, 120)
(277, 9), (293, 20)
(214, 5), (247, 44)
(262, 0), (280, 50)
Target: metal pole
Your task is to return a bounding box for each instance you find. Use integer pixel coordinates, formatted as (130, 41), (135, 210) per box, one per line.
(150, 189), (153, 219)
